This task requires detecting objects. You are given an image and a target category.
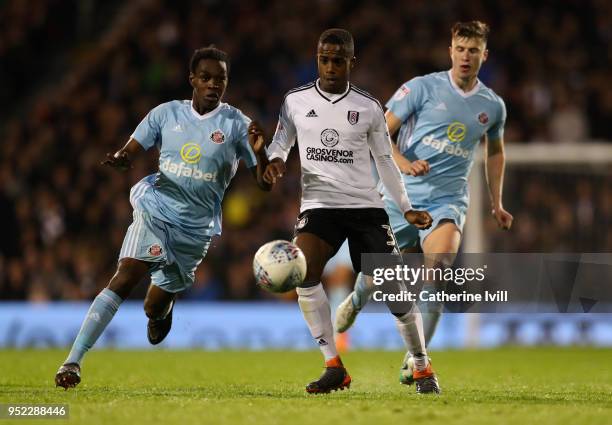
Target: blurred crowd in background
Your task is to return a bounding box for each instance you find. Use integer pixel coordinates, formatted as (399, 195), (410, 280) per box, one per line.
(0, 0), (610, 302)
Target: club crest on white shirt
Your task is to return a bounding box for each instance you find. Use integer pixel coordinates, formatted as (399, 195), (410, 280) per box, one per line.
(347, 110), (359, 125)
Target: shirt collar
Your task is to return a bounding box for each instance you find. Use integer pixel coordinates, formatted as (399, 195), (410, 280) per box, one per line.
(190, 100), (224, 120)
(447, 70), (481, 98)
(315, 79), (350, 101)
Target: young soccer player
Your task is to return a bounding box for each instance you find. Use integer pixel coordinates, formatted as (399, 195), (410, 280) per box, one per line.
(55, 46), (271, 389)
(262, 29), (440, 394)
(335, 21), (513, 385)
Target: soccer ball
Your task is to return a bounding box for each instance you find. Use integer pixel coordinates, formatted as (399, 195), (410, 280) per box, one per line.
(253, 240), (307, 293)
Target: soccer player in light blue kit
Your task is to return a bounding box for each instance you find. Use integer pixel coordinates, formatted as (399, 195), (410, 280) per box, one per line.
(55, 47), (272, 389)
(336, 21), (514, 385)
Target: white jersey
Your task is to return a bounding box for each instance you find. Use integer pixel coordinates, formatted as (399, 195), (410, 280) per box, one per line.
(269, 80), (412, 214)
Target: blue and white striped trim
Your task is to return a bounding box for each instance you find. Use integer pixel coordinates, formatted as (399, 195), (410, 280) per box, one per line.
(129, 180), (149, 208)
(350, 85), (384, 111)
(99, 289), (122, 309)
(120, 210), (145, 258)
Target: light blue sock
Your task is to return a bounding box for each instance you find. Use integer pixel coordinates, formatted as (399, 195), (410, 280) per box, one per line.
(350, 272), (375, 311)
(65, 288), (123, 365)
(417, 283), (443, 346)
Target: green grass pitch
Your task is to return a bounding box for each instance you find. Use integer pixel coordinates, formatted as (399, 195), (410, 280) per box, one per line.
(1, 348), (611, 425)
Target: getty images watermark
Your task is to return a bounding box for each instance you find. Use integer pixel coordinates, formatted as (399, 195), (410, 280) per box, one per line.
(370, 264), (508, 303)
(361, 253), (612, 313)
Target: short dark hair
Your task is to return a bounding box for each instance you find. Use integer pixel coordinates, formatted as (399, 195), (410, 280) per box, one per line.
(451, 21), (490, 43)
(318, 28), (354, 57)
(189, 46), (230, 74)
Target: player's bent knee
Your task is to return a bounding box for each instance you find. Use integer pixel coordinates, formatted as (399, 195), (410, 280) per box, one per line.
(143, 285), (176, 318)
(107, 258), (149, 298)
(107, 277), (137, 299)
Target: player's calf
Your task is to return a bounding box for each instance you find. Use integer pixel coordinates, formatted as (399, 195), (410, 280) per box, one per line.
(144, 285), (176, 345)
(334, 291), (360, 333)
(145, 300), (174, 345)
(335, 273), (375, 333)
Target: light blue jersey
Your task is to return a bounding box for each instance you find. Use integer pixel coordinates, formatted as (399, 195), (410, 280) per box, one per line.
(383, 71), (506, 245)
(118, 100), (256, 292)
(131, 100), (256, 236)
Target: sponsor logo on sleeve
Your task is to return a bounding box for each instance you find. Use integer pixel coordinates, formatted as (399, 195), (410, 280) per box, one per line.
(393, 85), (410, 101)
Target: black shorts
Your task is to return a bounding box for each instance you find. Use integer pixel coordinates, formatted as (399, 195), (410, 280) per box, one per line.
(294, 208), (399, 274)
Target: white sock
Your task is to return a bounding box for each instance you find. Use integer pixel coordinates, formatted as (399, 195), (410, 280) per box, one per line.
(394, 305), (428, 371)
(297, 284), (338, 361)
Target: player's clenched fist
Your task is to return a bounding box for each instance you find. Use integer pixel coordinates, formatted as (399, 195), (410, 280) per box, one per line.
(404, 209), (433, 229)
(396, 156), (430, 177)
(248, 121), (266, 155)
(405, 159), (430, 177)
(263, 158), (286, 184)
(492, 206), (513, 230)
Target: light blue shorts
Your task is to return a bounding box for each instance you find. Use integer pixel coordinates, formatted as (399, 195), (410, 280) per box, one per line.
(383, 196), (467, 250)
(119, 209), (211, 293)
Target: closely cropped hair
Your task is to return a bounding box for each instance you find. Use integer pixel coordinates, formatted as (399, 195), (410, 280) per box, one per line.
(318, 28), (355, 57)
(189, 46), (230, 74)
(451, 21), (490, 42)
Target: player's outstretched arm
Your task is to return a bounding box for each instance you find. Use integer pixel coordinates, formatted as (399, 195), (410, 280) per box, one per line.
(372, 149), (432, 230)
(101, 138), (145, 171)
(370, 109), (433, 230)
(385, 110), (429, 176)
(391, 143), (430, 177)
(484, 136), (513, 230)
(248, 121), (273, 191)
(263, 98), (295, 185)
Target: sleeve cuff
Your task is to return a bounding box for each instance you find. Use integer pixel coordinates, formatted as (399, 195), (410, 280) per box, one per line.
(399, 197), (412, 214)
(265, 144), (287, 162)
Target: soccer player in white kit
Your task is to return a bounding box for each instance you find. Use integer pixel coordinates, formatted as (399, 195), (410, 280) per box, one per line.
(263, 29), (440, 394)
